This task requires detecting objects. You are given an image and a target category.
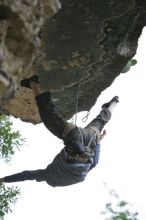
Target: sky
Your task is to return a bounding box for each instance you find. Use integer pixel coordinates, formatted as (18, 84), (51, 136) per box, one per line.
(1, 27), (146, 220)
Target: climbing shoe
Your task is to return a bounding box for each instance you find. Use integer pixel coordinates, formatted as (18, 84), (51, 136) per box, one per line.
(102, 96), (119, 109)
(20, 75), (39, 89)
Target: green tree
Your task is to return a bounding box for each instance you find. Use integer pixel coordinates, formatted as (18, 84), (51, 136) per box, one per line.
(101, 188), (139, 220)
(0, 114), (25, 162)
(0, 114), (25, 217)
(0, 183), (20, 217)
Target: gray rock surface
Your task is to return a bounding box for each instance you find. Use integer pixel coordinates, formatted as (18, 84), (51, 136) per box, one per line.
(0, 0), (146, 123)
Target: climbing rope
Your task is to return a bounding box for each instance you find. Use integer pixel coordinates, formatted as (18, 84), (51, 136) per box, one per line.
(74, 71), (80, 125)
(74, 70), (92, 125)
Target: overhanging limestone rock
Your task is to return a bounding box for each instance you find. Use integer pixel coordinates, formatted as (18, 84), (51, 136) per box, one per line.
(0, 0), (61, 122)
(0, 0), (146, 123)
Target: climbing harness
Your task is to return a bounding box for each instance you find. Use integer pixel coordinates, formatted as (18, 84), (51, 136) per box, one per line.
(77, 127), (99, 158)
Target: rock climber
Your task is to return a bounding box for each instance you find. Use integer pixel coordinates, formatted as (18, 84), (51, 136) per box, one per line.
(0, 75), (119, 187)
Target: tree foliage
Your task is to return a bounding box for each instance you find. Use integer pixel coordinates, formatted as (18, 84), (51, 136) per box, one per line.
(101, 188), (139, 220)
(0, 114), (25, 217)
(0, 114), (25, 162)
(0, 183), (20, 217)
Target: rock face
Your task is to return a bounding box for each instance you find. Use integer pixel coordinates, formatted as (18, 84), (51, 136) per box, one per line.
(0, 0), (146, 123)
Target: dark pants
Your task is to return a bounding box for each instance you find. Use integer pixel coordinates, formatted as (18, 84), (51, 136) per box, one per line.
(86, 107), (111, 133)
(36, 91), (111, 139)
(35, 91), (67, 139)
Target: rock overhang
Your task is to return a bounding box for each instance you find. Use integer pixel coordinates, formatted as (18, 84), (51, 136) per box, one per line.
(0, 0), (146, 123)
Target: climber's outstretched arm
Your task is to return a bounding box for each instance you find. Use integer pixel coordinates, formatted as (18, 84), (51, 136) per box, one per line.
(0, 169), (47, 183)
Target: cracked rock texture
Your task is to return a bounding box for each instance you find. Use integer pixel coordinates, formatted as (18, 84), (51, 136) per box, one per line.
(0, 0), (146, 123)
